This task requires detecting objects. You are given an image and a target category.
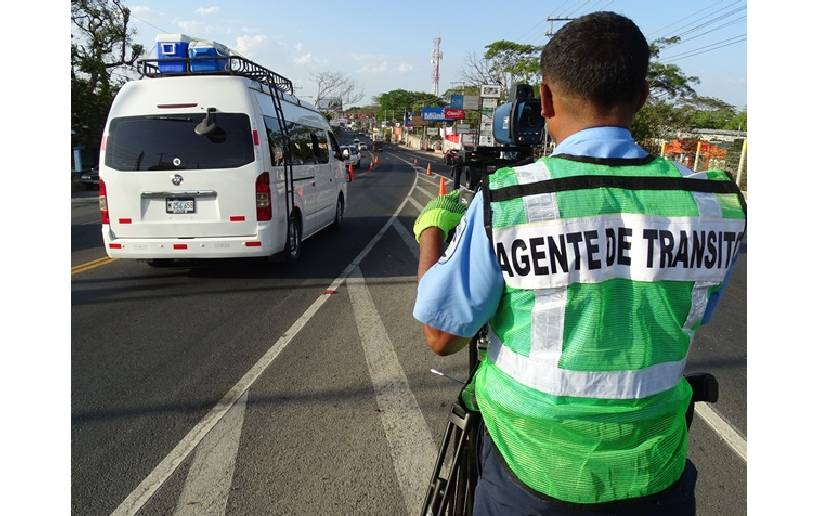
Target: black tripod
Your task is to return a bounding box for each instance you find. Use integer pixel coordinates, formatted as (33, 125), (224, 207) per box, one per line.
(420, 330), (487, 516)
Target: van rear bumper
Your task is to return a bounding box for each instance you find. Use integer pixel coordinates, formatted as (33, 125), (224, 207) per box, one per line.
(102, 226), (280, 259)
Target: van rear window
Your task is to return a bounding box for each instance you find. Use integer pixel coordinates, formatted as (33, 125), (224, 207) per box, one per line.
(105, 113), (254, 171)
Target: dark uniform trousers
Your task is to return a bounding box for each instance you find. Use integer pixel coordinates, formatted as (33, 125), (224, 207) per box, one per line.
(473, 432), (698, 516)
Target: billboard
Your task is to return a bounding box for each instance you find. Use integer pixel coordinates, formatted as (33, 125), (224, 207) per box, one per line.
(421, 107), (446, 121)
(463, 95), (479, 110)
(480, 85), (502, 98)
(450, 95), (463, 109)
(445, 108), (465, 120)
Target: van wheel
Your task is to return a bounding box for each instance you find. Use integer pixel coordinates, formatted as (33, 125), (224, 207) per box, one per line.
(286, 214), (302, 263)
(333, 195), (344, 229)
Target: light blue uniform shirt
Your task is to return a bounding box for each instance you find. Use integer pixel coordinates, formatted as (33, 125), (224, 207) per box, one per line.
(412, 126), (736, 336)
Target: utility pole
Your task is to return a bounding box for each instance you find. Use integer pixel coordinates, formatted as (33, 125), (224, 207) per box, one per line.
(545, 17), (575, 37)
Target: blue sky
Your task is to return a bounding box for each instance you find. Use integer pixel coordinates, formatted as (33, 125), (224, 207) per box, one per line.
(125, 0), (747, 109)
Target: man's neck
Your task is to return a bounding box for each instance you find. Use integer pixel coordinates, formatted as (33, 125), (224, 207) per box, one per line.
(550, 118), (632, 146)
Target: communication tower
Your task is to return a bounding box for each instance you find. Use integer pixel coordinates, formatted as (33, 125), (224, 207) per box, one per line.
(431, 37), (443, 97)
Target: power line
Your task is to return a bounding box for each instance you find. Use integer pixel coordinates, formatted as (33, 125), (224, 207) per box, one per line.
(669, 4), (746, 40)
(661, 1), (745, 39)
(548, 0), (574, 19)
(131, 14), (171, 35)
(649, 0), (742, 38)
(661, 34), (746, 61)
(565, 0), (593, 18)
(664, 37), (745, 63)
(674, 15), (746, 46)
(512, 18), (551, 44)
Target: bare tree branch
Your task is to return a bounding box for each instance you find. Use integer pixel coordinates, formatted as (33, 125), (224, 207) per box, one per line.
(310, 71), (364, 108)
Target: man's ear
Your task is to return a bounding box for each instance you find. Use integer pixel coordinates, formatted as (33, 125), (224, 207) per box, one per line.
(540, 82), (555, 119)
(635, 82), (650, 112)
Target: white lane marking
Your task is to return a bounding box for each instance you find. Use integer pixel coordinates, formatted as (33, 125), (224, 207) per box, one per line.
(112, 153), (421, 516)
(415, 185), (435, 199)
(347, 267), (437, 516)
(173, 390), (248, 516)
(407, 196), (424, 212)
(392, 218), (419, 258)
(695, 401), (747, 461)
(417, 174), (439, 187)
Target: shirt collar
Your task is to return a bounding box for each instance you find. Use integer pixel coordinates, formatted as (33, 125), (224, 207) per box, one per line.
(551, 126), (648, 160)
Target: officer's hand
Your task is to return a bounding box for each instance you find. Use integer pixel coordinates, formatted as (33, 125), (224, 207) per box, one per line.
(413, 189), (468, 243)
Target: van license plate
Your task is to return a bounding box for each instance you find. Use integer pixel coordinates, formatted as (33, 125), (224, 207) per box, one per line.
(166, 198), (195, 214)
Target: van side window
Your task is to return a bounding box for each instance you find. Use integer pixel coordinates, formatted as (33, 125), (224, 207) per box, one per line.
(287, 123), (316, 165)
(263, 115), (285, 166)
(315, 130), (330, 164)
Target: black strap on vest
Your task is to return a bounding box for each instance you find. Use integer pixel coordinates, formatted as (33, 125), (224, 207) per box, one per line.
(482, 154), (747, 242)
(488, 174), (742, 202)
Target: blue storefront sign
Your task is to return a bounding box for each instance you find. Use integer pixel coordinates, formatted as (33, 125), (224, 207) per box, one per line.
(421, 107), (446, 121)
(450, 95), (463, 109)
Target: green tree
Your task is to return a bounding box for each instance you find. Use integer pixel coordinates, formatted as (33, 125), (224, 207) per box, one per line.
(375, 89), (445, 119)
(724, 109), (747, 131)
(71, 0), (143, 152)
(631, 37), (700, 140)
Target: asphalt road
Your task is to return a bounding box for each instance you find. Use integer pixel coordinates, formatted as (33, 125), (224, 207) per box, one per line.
(72, 143), (747, 515)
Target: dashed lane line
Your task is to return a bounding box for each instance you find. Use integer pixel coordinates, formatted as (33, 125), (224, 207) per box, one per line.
(695, 402), (747, 461)
(111, 152), (420, 516)
(71, 256), (114, 276)
(407, 196), (424, 212)
(347, 266), (436, 516)
(392, 218), (419, 258)
(415, 185), (434, 199)
(173, 391), (248, 516)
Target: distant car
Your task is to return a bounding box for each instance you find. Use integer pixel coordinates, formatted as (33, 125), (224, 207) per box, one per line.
(80, 167), (99, 190)
(444, 149), (461, 166)
(359, 142), (368, 151)
(342, 145), (362, 169)
(373, 140), (384, 151)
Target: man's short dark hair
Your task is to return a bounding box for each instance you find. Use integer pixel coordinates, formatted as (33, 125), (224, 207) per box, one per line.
(540, 11), (649, 109)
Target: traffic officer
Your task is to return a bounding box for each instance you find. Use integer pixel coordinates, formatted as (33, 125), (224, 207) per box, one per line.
(412, 11), (745, 515)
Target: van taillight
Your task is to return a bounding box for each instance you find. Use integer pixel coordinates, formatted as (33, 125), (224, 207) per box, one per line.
(256, 172), (271, 221)
(99, 179), (110, 225)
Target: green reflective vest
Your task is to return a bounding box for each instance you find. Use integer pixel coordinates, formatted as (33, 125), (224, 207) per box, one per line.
(475, 154), (746, 503)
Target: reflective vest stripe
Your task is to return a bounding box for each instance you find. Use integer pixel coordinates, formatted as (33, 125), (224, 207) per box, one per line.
(530, 287), (566, 359)
(487, 329), (687, 399)
(674, 162), (723, 218)
(515, 160), (559, 223)
(673, 163), (723, 338)
(515, 160), (567, 361)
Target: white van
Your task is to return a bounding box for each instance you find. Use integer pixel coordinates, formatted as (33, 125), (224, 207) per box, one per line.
(98, 58), (347, 265)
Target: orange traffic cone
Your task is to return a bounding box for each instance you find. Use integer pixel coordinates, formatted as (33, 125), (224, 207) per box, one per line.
(426, 163), (433, 176)
(347, 163), (354, 181)
(438, 176), (447, 196)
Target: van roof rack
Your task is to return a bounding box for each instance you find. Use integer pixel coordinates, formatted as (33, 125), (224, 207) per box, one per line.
(139, 55), (294, 95)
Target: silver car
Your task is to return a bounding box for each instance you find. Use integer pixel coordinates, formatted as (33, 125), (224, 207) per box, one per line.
(342, 145), (362, 169)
